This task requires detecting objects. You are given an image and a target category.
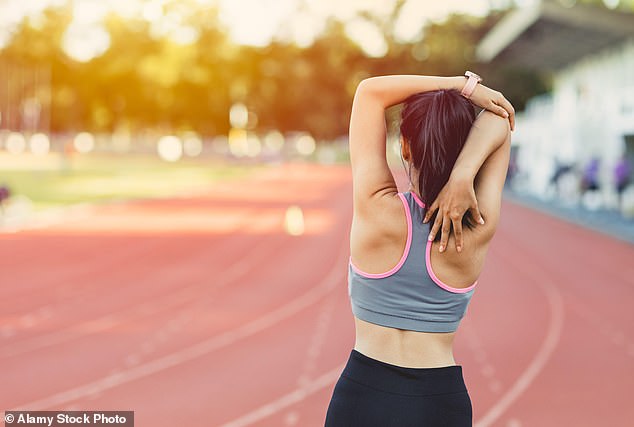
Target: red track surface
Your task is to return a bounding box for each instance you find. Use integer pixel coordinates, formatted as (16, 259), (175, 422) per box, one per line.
(2, 163), (633, 426)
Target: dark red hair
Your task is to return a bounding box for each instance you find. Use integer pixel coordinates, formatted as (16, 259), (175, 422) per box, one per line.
(400, 89), (476, 238)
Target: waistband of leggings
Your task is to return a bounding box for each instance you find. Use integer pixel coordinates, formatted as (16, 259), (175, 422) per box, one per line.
(341, 349), (467, 396)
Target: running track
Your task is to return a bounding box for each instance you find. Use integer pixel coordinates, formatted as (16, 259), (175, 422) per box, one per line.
(2, 163), (633, 426)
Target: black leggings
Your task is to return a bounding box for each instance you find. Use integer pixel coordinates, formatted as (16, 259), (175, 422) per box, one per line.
(325, 350), (472, 426)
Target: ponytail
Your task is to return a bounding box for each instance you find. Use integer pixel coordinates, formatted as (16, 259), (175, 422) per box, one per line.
(399, 89), (476, 238)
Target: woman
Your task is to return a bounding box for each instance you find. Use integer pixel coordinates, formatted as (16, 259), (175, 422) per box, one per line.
(325, 74), (514, 426)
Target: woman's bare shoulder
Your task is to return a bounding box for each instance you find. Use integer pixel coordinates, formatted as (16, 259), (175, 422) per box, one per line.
(350, 192), (410, 274)
(428, 229), (490, 287)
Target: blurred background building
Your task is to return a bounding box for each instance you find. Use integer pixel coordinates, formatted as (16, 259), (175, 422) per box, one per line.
(478, 0), (634, 216)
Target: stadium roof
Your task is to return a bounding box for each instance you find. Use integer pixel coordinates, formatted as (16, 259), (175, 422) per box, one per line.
(476, 0), (634, 70)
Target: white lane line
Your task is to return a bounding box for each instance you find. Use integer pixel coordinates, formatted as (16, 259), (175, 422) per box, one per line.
(462, 314), (504, 396)
(218, 364), (344, 427)
(506, 418), (522, 427)
(1, 204), (263, 333)
(11, 237), (348, 411)
(565, 296), (634, 358)
(284, 411), (300, 426)
(1, 217), (281, 358)
(474, 248), (565, 427)
(297, 297), (336, 388)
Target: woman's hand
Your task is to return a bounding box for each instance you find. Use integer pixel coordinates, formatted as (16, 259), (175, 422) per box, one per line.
(422, 83), (514, 253)
(423, 174), (484, 253)
(469, 84), (515, 131)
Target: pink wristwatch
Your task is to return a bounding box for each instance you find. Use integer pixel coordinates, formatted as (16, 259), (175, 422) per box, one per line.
(460, 71), (482, 99)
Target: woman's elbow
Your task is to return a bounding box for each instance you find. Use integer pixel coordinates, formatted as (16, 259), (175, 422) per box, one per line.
(475, 210), (500, 243)
(477, 111), (511, 142)
(355, 78), (378, 97)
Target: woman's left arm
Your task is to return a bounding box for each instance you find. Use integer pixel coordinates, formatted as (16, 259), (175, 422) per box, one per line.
(350, 76), (466, 212)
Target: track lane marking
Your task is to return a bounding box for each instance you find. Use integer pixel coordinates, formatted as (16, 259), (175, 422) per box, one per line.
(11, 234), (348, 411)
(1, 216), (284, 358)
(218, 364), (345, 427)
(474, 246), (565, 427)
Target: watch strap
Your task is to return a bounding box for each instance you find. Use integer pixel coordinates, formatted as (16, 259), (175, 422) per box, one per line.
(461, 71), (481, 99)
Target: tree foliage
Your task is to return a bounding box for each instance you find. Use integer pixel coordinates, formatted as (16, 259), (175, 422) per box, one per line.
(0, 3), (555, 139)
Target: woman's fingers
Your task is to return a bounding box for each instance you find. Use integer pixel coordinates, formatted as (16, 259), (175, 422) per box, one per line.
(423, 200), (438, 223)
(428, 209), (443, 242)
(497, 96), (516, 130)
(490, 101), (509, 121)
(452, 217), (463, 253)
(469, 205), (485, 225)
(439, 213), (451, 252)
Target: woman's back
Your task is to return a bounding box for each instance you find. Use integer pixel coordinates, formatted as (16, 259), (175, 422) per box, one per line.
(350, 192), (490, 368)
(350, 192), (480, 367)
(349, 107), (511, 368)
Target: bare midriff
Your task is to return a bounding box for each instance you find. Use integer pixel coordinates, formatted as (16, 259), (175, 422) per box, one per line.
(353, 316), (458, 368)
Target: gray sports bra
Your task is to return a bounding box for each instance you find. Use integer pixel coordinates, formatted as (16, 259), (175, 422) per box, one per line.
(348, 192), (477, 333)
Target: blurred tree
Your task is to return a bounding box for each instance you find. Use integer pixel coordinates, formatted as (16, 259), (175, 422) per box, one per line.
(0, 6), (75, 132)
(0, 1), (579, 139)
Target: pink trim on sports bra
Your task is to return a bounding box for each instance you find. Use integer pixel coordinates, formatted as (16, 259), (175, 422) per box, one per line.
(425, 239), (477, 293)
(349, 193), (412, 279)
(411, 191), (426, 209)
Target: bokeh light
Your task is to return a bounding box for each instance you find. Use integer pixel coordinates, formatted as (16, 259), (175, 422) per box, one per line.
(74, 132), (96, 154)
(245, 135), (262, 158)
(264, 130), (285, 152)
(344, 18), (389, 58)
(29, 133), (50, 156)
(230, 103), (249, 129)
(284, 205), (305, 236)
(228, 129), (247, 157)
(6, 132), (26, 155)
(157, 135), (183, 162)
(183, 134), (203, 157)
(111, 132), (132, 153)
(62, 23), (111, 62)
(296, 134), (316, 156)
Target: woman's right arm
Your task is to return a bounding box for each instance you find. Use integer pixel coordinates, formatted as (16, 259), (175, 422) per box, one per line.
(429, 111), (511, 254)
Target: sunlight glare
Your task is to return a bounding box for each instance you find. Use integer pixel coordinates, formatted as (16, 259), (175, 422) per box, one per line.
(62, 22), (111, 62)
(171, 25), (200, 45)
(218, 0), (296, 47)
(305, 0), (398, 22)
(73, 0), (109, 24)
(64, 0), (111, 63)
(142, 0), (164, 22)
(108, 0), (143, 19)
(344, 18), (388, 58)
(276, 10), (323, 48)
(2, 0), (495, 53)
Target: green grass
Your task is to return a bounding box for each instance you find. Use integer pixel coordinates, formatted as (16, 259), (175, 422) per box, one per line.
(0, 153), (254, 211)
